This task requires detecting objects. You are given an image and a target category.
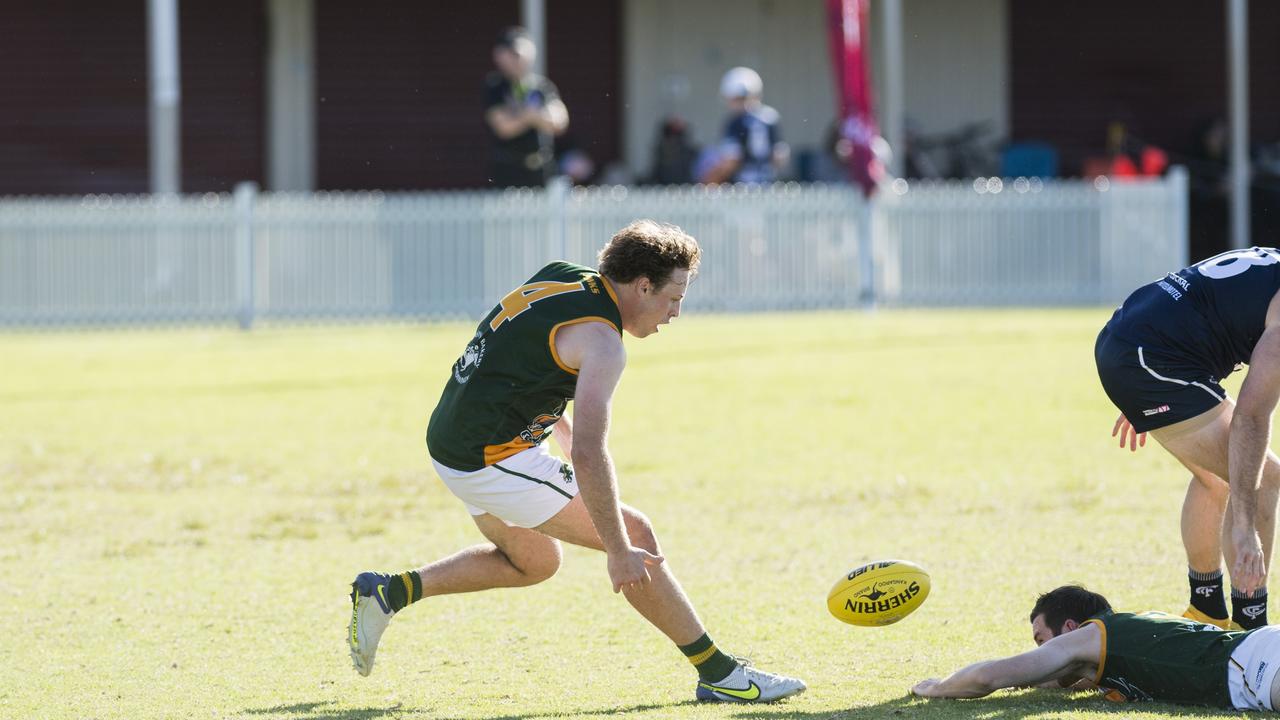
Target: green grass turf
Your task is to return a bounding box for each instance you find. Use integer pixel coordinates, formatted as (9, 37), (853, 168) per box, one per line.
(0, 309), (1259, 719)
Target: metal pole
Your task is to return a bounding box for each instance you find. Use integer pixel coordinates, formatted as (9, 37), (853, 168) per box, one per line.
(147, 0), (181, 194)
(858, 194), (875, 308)
(880, 0), (905, 178)
(267, 0), (316, 191)
(234, 182), (258, 330)
(521, 0), (546, 76)
(1229, 0), (1250, 249)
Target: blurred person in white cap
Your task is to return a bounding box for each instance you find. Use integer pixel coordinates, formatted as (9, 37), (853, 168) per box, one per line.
(483, 26), (569, 188)
(701, 67), (789, 184)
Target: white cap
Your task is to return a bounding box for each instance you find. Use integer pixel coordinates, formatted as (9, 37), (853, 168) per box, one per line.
(720, 67), (763, 99)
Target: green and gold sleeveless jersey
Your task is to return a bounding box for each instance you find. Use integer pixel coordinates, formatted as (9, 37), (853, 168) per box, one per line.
(1085, 611), (1252, 707)
(427, 261), (622, 471)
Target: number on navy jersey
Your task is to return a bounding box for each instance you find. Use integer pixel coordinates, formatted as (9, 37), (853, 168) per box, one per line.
(1195, 248), (1280, 280)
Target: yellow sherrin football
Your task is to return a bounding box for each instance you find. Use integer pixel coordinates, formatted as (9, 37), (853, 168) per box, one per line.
(827, 560), (930, 627)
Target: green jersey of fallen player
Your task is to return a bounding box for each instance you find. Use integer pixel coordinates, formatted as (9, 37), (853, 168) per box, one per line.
(427, 261), (623, 471)
(1086, 611), (1252, 707)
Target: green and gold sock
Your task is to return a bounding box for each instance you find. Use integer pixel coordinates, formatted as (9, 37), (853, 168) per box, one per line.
(679, 633), (738, 682)
(384, 570), (423, 613)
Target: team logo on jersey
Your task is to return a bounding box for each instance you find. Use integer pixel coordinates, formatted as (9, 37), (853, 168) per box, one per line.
(452, 335), (486, 384)
(519, 413), (560, 444)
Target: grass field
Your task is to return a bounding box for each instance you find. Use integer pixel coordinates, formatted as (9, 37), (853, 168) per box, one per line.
(0, 309), (1259, 719)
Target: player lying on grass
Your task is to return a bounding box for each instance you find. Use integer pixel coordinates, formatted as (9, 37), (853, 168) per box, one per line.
(912, 585), (1280, 710)
(347, 220), (805, 703)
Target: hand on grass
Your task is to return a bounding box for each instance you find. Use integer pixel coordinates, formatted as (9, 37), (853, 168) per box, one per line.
(911, 679), (942, 697)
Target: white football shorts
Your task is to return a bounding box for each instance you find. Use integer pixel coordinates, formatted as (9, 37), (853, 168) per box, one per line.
(1228, 625), (1280, 711)
(431, 444), (579, 529)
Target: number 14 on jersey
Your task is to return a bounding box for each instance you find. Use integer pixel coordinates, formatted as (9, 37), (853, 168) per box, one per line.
(489, 281), (585, 331)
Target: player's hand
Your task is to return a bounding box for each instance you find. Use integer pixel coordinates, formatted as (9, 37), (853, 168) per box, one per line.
(1112, 414), (1146, 451)
(1231, 527), (1267, 594)
(607, 547), (664, 594)
(911, 679), (942, 697)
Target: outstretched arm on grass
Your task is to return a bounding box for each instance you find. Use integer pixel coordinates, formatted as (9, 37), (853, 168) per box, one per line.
(912, 623), (1101, 699)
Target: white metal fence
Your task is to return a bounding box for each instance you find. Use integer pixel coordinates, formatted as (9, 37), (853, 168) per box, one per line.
(0, 171), (1187, 328)
(876, 173), (1188, 305)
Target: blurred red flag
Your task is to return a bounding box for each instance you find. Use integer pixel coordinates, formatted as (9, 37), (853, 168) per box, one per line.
(827, 0), (883, 196)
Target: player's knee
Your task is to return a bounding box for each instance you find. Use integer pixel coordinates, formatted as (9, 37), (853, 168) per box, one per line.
(510, 541), (562, 585)
(624, 510), (660, 554)
(1262, 453), (1280, 488)
(1192, 471), (1229, 498)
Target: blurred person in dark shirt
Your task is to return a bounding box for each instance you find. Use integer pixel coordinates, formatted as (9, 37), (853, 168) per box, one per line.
(484, 27), (569, 188)
(702, 67), (788, 185)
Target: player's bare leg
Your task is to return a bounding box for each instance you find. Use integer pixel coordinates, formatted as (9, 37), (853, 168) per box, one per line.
(418, 514), (564, 596)
(348, 515), (563, 675)
(536, 496), (703, 644)
(1156, 400), (1280, 628)
(1181, 469), (1228, 574)
(1174, 460), (1231, 627)
(535, 495), (805, 702)
(351, 495), (803, 700)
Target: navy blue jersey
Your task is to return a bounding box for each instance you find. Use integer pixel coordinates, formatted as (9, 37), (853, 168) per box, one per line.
(1107, 247), (1280, 378)
(718, 105), (782, 184)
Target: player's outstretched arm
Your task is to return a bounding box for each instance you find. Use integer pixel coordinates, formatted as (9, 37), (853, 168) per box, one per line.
(557, 322), (664, 593)
(911, 623), (1099, 699)
(1229, 324), (1280, 593)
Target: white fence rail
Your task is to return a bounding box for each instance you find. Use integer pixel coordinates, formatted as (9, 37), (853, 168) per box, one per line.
(0, 171), (1187, 328)
(876, 173), (1188, 305)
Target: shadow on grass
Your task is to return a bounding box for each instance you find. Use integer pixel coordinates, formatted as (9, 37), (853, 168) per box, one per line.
(239, 700), (413, 719)
(238, 699), (700, 720)
(442, 700), (701, 720)
(240, 691), (1255, 720)
(731, 688), (1254, 719)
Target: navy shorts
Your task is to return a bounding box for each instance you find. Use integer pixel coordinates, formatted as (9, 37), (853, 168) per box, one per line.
(1094, 326), (1227, 433)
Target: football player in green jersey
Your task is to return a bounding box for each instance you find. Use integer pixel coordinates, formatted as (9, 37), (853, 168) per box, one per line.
(348, 220), (805, 703)
(912, 585), (1280, 710)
